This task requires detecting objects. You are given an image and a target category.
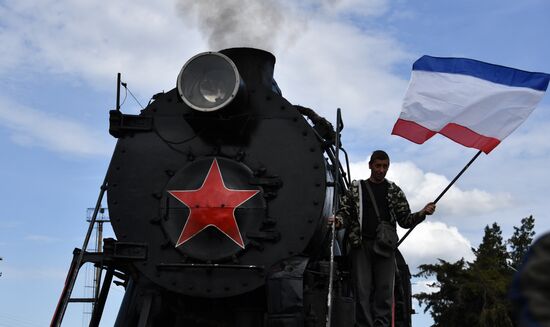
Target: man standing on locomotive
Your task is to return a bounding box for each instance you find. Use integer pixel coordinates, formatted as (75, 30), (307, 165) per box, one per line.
(335, 150), (436, 327)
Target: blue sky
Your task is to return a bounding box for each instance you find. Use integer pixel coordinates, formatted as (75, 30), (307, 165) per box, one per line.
(1, 0), (549, 326)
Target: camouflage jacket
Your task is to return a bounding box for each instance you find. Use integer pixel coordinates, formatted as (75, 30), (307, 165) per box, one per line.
(337, 179), (425, 249)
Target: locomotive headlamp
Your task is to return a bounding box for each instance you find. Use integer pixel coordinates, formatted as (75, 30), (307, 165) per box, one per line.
(177, 52), (242, 112)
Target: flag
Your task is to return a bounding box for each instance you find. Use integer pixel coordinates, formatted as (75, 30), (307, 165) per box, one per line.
(392, 56), (550, 153)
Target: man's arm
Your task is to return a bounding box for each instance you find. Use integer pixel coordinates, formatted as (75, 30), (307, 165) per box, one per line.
(336, 188), (358, 229)
(334, 182), (362, 248)
(389, 183), (435, 228)
(328, 191), (355, 229)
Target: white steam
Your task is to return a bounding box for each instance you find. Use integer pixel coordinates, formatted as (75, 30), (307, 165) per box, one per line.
(176, 0), (305, 52)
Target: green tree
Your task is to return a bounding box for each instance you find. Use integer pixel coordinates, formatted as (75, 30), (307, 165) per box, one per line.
(414, 217), (535, 327)
(470, 224), (514, 326)
(473, 223), (509, 271)
(415, 259), (476, 327)
(507, 215), (535, 269)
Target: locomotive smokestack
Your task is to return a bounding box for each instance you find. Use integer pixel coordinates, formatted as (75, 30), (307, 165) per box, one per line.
(219, 47), (276, 91)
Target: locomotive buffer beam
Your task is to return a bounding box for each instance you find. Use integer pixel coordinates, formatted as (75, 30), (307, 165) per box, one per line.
(156, 263), (265, 272)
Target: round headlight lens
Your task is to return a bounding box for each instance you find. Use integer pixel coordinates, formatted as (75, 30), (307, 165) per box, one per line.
(177, 52), (240, 112)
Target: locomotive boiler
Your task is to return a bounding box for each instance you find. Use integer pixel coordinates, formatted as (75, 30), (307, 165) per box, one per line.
(52, 47), (413, 327)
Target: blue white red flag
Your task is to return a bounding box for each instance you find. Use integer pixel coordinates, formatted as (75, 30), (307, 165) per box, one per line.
(392, 56), (550, 153)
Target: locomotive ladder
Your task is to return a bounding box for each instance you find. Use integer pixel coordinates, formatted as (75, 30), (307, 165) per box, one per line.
(51, 181), (115, 327)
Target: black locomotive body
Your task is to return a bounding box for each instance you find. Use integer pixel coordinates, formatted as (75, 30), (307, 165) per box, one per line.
(54, 48), (414, 327)
(106, 48), (355, 326)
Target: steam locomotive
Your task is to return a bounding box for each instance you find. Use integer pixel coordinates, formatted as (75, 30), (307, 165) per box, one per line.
(53, 48), (413, 326)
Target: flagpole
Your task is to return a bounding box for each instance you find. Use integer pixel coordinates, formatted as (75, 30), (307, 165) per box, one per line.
(397, 149), (483, 247)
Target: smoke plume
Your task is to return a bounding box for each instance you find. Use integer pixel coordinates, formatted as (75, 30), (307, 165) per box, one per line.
(176, 0), (303, 52)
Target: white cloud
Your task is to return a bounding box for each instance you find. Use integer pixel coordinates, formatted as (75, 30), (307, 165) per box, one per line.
(495, 105), (550, 157)
(276, 17), (410, 132)
(349, 159), (512, 217)
(0, 96), (112, 156)
(295, 0), (390, 18)
(398, 221), (475, 270)
(1, 0), (207, 97)
(24, 234), (60, 243)
(327, 0), (389, 17)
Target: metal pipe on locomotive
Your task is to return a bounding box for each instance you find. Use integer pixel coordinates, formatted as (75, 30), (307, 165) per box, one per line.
(52, 47), (413, 327)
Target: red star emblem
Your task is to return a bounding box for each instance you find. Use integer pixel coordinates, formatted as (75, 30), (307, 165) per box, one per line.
(168, 159), (259, 249)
